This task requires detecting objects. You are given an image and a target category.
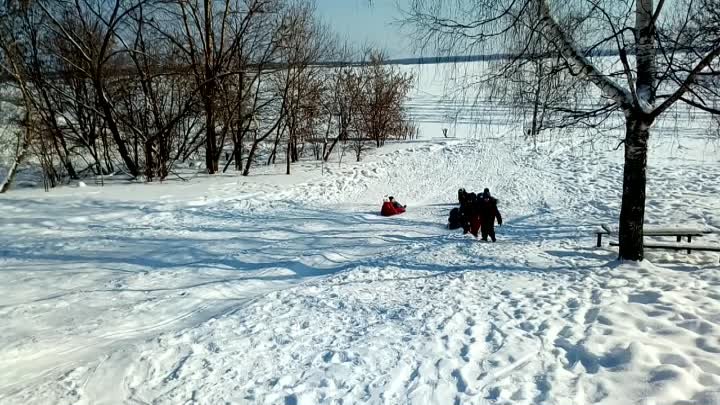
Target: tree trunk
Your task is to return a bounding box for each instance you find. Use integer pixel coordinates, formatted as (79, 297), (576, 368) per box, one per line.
(134, 130), (139, 173)
(286, 140), (291, 175)
(0, 124), (31, 193)
(36, 83), (78, 179)
(100, 129), (114, 174)
(203, 0), (218, 175)
(159, 137), (169, 180)
(635, 0), (656, 108)
(321, 113), (332, 160)
(89, 144), (102, 176)
(530, 61), (543, 139)
(291, 137), (299, 163)
(232, 132), (243, 171)
(243, 140), (258, 176)
(618, 115), (650, 260)
(1, 160), (20, 193)
(235, 72), (245, 172)
(324, 118), (345, 162)
(52, 130), (78, 180)
(50, 134), (68, 177)
(205, 107), (218, 174)
(618, 0), (656, 261)
(96, 85), (139, 177)
(324, 136), (340, 162)
(144, 139), (154, 182)
(268, 123), (285, 165)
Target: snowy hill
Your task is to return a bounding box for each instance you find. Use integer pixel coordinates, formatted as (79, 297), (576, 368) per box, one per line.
(1, 126), (720, 404)
(1, 62), (720, 405)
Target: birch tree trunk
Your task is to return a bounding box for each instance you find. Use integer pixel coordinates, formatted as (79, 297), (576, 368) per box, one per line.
(618, 0), (657, 260)
(1, 111), (31, 193)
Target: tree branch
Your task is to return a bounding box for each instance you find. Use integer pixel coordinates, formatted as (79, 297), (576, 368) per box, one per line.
(679, 96), (720, 115)
(538, 0), (632, 109)
(651, 44), (720, 118)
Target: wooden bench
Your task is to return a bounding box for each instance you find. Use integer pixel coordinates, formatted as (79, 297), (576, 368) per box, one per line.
(595, 224), (714, 253)
(609, 241), (720, 254)
(594, 224), (613, 248)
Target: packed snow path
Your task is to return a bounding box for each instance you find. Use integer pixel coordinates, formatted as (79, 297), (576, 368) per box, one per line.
(1, 137), (719, 405)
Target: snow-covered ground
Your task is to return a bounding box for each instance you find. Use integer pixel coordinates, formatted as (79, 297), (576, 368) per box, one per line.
(2, 65), (720, 405)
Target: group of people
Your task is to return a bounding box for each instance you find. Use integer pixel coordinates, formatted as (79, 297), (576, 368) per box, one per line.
(378, 189), (502, 242)
(448, 188), (503, 242)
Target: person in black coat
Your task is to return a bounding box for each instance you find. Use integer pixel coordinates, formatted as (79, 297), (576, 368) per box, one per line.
(449, 188), (470, 231)
(458, 188), (467, 206)
(477, 188), (502, 242)
(461, 192), (482, 236)
(448, 207), (465, 229)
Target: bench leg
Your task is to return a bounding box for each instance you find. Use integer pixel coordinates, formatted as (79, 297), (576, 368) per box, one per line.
(676, 235), (682, 242)
(687, 235), (692, 254)
(597, 234), (602, 248)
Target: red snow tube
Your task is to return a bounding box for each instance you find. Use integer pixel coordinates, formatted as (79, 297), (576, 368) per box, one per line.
(381, 201), (405, 216)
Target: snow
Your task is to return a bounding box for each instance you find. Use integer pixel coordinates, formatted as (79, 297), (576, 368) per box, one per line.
(1, 64), (720, 404)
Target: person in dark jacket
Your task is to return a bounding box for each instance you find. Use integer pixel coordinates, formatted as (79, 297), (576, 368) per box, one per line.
(388, 196), (406, 209)
(453, 189), (471, 232)
(448, 207), (465, 229)
(458, 188), (467, 206)
(461, 192), (482, 237)
(477, 188), (502, 242)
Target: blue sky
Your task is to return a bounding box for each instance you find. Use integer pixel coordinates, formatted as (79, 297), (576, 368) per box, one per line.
(314, 0), (416, 58)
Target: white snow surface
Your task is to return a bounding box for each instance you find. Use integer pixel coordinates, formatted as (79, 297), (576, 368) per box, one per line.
(2, 64), (720, 404)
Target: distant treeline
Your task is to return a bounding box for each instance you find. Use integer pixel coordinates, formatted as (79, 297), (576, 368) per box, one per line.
(3, 47), (714, 83)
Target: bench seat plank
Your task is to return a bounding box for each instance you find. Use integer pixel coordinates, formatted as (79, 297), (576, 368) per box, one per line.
(643, 228), (712, 236)
(609, 241), (720, 252)
(596, 226), (712, 236)
(594, 227), (611, 235)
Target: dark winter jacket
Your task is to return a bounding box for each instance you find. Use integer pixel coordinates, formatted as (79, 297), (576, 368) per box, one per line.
(458, 189), (467, 206)
(448, 207), (465, 229)
(477, 197), (502, 225)
(461, 193), (478, 217)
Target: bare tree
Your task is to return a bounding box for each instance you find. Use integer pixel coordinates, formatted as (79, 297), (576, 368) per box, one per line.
(165, 0), (227, 174)
(1, 0), (417, 190)
(356, 50), (414, 149)
(0, 103), (32, 193)
(36, 0), (148, 177)
(279, 2), (332, 174)
(323, 65), (363, 162)
(114, 4), (203, 182)
(149, 0), (280, 175)
(0, 3), (32, 192)
(250, 1), (333, 175)
(405, 0), (720, 260)
(485, 13), (588, 148)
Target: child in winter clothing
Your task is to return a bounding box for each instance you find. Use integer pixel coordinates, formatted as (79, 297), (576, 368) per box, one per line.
(477, 188), (502, 242)
(381, 196), (406, 216)
(389, 196), (406, 209)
